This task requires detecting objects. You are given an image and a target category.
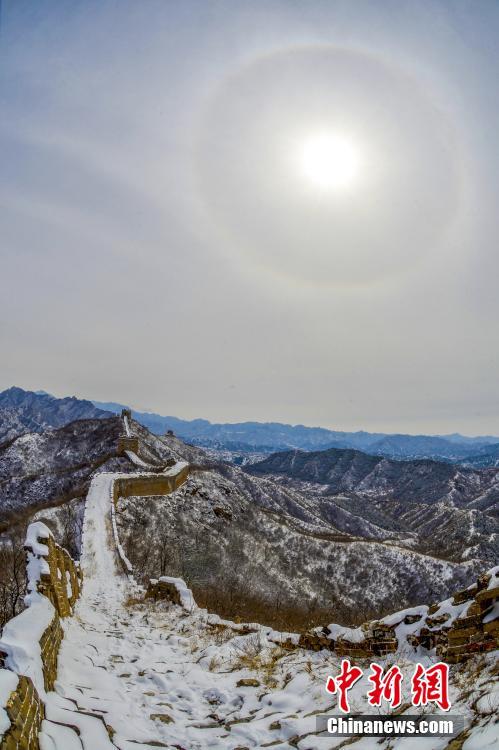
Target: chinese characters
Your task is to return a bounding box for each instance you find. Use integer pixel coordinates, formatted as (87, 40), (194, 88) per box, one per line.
(326, 661), (450, 713)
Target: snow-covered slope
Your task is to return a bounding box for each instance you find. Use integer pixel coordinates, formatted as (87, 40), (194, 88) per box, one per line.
(45, 473), (499, 749)
(115, 432), (488, 626)
(0, 387), (110, 443)
(0, 417), (127, 527)
(247, 449), (499, 564)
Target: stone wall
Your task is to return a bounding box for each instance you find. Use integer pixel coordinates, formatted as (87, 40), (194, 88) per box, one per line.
(111, 463), (190, 579)
(0, 675), (44, 750)
(112, 465), (190, 503)
(146, 579), (183, 606)
(29, 533), (82, 619)
(297, 621), (398, 657)
(117, 435), (139, 454)
(437, 570), (499, 663)
(39, 616), (64, 693)
(145, 576), (196, 610)
(0, 523), (82, 750)
(294, 567), (499, 663)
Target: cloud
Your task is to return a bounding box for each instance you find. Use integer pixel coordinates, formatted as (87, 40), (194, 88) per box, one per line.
(1, 0), (498, 433)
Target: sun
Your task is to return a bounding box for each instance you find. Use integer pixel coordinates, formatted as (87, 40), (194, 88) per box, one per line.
(300, 133), (360, 190)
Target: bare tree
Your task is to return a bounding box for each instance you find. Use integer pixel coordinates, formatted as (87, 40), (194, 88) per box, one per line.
(0, 530), (27, 628)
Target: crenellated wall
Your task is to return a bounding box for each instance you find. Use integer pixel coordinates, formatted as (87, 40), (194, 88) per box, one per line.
(0, 675), (44, 750)
(0, 419), (188, 750)
(437, 570), (499, 663)
(112, 466), (189, 503)
(117, 435), (139, 454)
(29, 533), (82, 619)
(111, 462), (190, 578)
(0, 523), (82, 750)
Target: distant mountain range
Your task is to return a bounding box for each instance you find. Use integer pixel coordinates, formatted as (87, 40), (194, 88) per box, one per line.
(0, 387), (110, 443)
(0, 387), (497, 621)
(93, 398), (499, 466)
(0, 388), (498, 466)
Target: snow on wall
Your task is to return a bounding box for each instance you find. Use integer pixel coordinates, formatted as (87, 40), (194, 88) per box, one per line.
(0, 520), (83, 748)
(24, 522), (52, 607)
(288, 566), (499, 662)
(147, 577), (197, 610)
(0, 670), (18, 736)
(110, 484), (134, 578)
(163, 460), (189, 477)
(0, 521), (81, 703)
(124, 450), (149, 468)
(109, 460), (191, 582)
(0, 598), (55, 697)
(24, 521), (81, 617)
(123, 415), (131, 437)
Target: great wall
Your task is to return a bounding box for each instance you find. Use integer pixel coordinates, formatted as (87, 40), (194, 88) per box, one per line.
(0, 412), (497, 749)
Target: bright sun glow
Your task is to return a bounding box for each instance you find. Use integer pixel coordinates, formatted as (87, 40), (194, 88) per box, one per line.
(301, 133), (360, 190)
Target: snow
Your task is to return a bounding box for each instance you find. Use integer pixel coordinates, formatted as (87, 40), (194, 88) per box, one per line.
(463, 721), (499, 750)
(0, 522), (58, 697)
(110, 490), (134, 577)
(154, 576), (197, 610)
(2, 467), (497, 749)
(486, 565), (499, 589)
(381, 604), (427, 627)
(123, 415), (130, 437)
(39, 719), (84, 750)
(326, 623), (366, 643)
(0, 598), (55, 696)
(125, 450), (149, 468)
(483, 601), (499, 623)
(45, 698), (116, 749)
(45, 470), (494, 748)
(24, 522), (53, 606)
(24, 521), (51, 556)
(0, 670), (18, 735)
(163, 459), (189, 477)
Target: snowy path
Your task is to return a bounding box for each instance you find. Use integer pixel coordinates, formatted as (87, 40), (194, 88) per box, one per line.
(51, 472), (199, 749)
(44, 473), (497, 750)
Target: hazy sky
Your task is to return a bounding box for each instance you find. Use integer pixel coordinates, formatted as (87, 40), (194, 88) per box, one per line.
(1, 0), (499, 435)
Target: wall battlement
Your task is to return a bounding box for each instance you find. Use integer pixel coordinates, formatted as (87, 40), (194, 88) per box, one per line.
(0, 523), (82, 750)
(112, 466), (189, 503)
(117, 435), (140, 454)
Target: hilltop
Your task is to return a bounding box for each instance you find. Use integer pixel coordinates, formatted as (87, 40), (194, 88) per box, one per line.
(0, 387), (110, 443)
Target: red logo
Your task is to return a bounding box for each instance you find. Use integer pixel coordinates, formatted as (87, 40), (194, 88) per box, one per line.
(326, 660), (451, 713)
(326, 659), (363, 713)
(367, 663), (403, 708)
(411, 662), (451, 712)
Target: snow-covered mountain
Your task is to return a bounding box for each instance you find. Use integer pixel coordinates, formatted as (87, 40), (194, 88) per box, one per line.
(113, 425), (496, 627)
(246, 447), (499, 507)
(246, 448), (499, 564)
(2, 387), (497, 463)
(0, 387), (110, 443)
(0, 416), (125, 528)
(0, 403), (496, 628)
(93, 398), (499, 464)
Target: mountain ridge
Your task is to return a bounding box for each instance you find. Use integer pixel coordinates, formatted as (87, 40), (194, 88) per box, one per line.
(93, 397), (499, 464)
(0, 387), (111, 443)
